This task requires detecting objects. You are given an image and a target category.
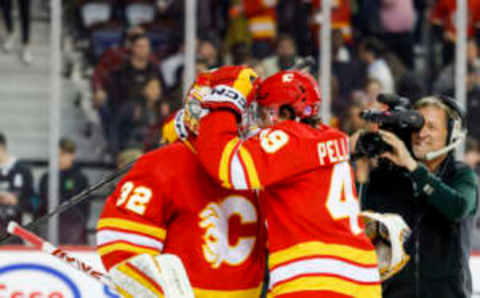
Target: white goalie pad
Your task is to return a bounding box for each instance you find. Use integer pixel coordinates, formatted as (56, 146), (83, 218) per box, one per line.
(360, 211), (411, 281)
(109, 253), (194, 298)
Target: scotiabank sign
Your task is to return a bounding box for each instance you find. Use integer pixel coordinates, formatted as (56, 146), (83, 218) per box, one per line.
(1, 247), (480, 297)
(0, 247), (118, 298)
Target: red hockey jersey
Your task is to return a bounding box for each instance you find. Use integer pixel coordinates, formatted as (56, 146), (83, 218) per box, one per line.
(429, 0), (480, 40)
(195, 111), (381, 298)
(97, 141), (266, 297)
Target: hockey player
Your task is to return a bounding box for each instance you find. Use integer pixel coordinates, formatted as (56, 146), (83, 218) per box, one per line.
(96, 73), (266, 297)
(194, 66), (382, 297)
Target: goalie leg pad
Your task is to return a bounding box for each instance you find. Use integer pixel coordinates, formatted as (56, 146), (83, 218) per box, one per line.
(109, 253), (194, 298)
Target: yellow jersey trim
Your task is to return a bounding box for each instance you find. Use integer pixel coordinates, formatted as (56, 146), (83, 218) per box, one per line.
(98, 242), (161, 257)
(272, 276), (381, 298)
(269, 241), (377, 268)
(194, 285), (262, 298)
(97, 218), (166, 241)
(238, 146), (262, 189)
(219, 138), (240, 188)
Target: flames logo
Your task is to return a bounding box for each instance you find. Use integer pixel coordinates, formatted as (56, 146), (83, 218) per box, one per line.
(199, 196), (257, 268)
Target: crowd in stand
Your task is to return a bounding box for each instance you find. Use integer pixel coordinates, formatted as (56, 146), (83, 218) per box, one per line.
(71, 0), (480, 172)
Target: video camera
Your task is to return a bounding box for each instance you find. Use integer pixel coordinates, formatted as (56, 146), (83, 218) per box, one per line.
(352, 94), (425, 161)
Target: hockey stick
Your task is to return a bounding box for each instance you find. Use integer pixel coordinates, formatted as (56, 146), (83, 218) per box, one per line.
(7, 221), (116, 288)
(0, 160), (136, 243)
(8, 221), (195, 298)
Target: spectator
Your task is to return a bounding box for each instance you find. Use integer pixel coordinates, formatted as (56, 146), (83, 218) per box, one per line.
(106, 34), (163, 112)
(354, 95), (478, 298)
(378, 0), (416, 68)
(249, 59), (265, 79)
(91, 25), (147, 110)
(277, 0), (311, 56)
(144, 99), (172, 152)
(197, 39), (219, 68)
(110, 77), (162, 154)
(429, 0), (480, 65)
(352, 78), (385, 110)
(230, 42), (252, 65)
(309, 0), (352, 51)
(331, 28), (367, 103)
(434, 41), (480, 141)
(434, 39), (480, 95)
(396, 71), (426, 103)
(242, 0), (277, 58)
(116, 148), (143, 169)
(261, 34), (304, 77)
(0, 132), (34, 240)
(465, 137), (480, 170)
(161, 38), (218, 94)
(358, 37), (395, 93)
(160, 43), (184, 91)
(341, 100), (367, 135)
(39, 138), (89, 244)
(1, 0), (33, 64)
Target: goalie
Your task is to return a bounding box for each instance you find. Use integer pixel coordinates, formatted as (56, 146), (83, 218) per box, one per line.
(96, 73), (266, 297)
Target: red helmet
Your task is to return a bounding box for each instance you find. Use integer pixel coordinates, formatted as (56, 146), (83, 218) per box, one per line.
(256, 70), (321, 119)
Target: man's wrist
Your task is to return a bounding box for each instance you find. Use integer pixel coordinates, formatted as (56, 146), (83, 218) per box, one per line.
(405, 158), (418, 172)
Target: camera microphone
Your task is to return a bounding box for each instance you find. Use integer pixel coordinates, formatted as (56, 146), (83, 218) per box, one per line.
(377, 94), (410, 109)
(424, 131), (467, 161)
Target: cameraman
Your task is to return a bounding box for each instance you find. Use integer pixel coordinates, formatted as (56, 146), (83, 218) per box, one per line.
(353, 96), (478, 298)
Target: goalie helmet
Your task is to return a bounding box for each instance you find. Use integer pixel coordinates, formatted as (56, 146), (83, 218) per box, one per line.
(182, 72), (211, 136)
(256, 70), (321, 122)
(360, 211), (411, 281)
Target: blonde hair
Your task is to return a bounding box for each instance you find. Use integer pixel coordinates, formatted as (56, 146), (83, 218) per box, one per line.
(414, 96), (460, 123)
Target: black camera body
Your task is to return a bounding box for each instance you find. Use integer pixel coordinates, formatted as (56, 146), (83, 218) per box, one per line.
(353, 94), (425, 160)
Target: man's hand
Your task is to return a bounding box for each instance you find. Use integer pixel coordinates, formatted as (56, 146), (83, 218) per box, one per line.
(349, 129), (365, 154)
(350, 130), (370, 183)
(378, 130), (418, 171)
(0, 192), (18, 206)
(203, 66), (260, 116)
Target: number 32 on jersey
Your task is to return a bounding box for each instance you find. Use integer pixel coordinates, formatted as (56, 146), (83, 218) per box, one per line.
(116, 181), (152, 215)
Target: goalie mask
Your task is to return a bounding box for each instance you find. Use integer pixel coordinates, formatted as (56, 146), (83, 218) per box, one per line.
(170, 72), (212, 141)
(360, 211), (411, 281)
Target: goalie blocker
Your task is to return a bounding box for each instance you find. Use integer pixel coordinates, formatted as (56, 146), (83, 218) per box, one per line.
(360, 211), (411, 281)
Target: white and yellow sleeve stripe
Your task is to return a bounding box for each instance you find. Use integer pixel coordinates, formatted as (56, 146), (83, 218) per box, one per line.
(97, 218), (166, 257)
(219, 138), (262, 190)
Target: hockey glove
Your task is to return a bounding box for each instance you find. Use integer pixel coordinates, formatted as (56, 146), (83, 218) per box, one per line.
(360, 211), (411, 281)
(203, 65), (260, 117)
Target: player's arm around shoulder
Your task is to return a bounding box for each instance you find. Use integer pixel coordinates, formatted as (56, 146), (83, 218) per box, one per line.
(221, 121), (349, 190)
